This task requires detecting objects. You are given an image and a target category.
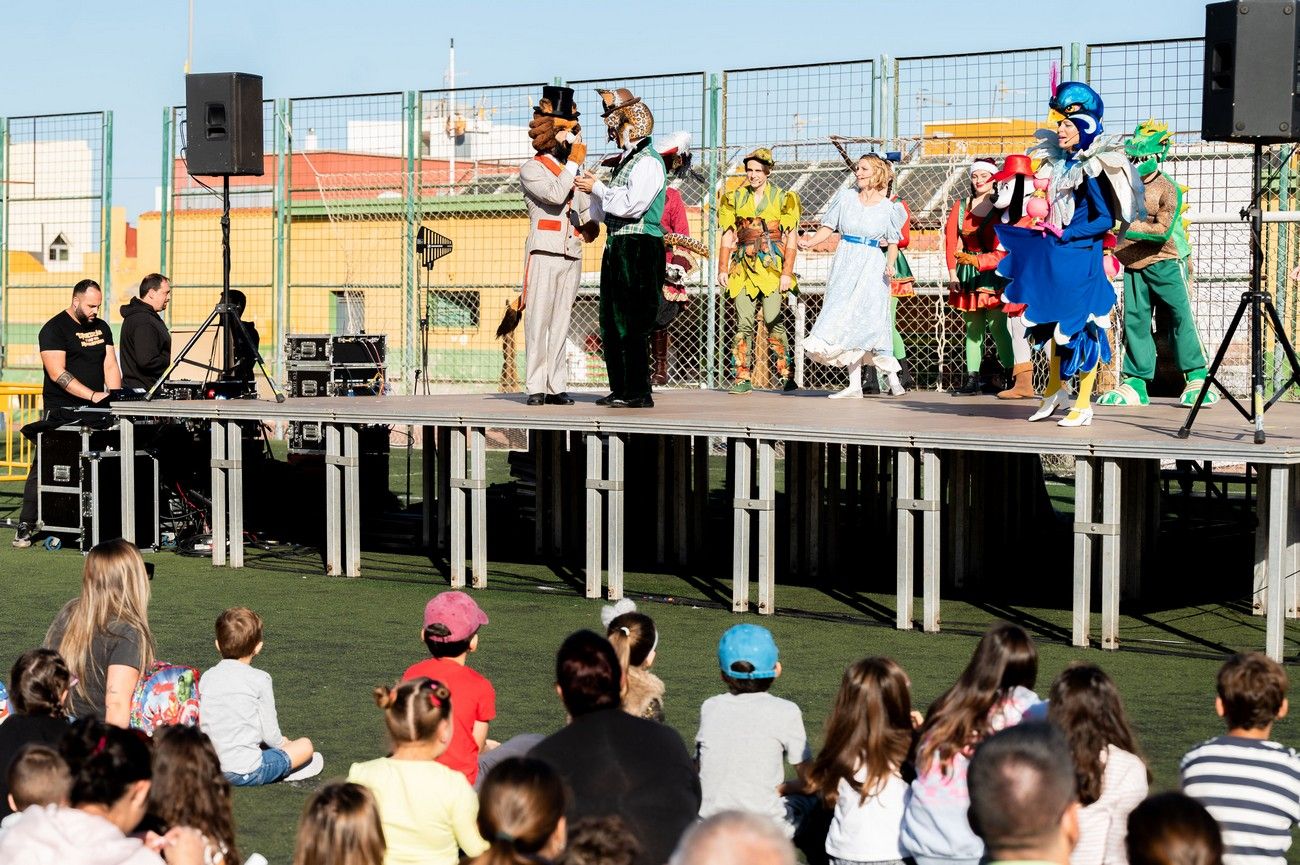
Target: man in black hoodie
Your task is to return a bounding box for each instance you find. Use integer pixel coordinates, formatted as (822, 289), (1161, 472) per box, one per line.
(119, 273), (172, 389)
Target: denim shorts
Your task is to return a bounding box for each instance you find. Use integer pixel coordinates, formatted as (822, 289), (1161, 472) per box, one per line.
(224, 747), (291, 786)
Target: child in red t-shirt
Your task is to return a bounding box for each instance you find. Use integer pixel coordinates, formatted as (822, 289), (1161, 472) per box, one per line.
(402, 591), (495, 785)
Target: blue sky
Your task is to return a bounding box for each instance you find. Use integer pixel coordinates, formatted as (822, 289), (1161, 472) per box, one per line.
(0, 0), (1205, 218)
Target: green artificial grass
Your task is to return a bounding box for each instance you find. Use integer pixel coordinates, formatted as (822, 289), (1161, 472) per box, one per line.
(0, 453), (1292, 863)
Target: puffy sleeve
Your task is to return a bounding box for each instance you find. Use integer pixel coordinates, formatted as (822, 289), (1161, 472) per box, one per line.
(882, 200), (905, 244)
(718, 188), (737, 233)
(820, 188), (846, 233)
(779, 189), (801, 232)
(895, 199), (913, 249)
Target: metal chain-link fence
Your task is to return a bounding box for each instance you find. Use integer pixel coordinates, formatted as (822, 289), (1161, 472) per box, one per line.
(0, 112), (112, 371)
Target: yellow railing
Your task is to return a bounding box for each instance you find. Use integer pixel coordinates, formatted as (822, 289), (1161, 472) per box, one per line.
(0, 384), (43, 482)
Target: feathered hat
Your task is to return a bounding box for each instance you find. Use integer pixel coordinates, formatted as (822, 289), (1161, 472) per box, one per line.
(655, 130), (693, 175)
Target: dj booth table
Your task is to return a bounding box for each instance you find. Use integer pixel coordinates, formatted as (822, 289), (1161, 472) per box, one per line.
(113, 391), (1300, 660)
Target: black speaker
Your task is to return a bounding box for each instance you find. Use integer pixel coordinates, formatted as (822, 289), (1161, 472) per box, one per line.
(184, 72), (265, 176)
(1203, 0), (1300, 143)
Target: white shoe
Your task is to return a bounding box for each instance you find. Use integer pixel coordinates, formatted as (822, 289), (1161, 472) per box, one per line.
(284, 752), (324, 782)
(1028, 388), (1071, 422)
(828, 385), (862, 399)
(885, 372), (905, 397)
(1057, 407), (1093, 427)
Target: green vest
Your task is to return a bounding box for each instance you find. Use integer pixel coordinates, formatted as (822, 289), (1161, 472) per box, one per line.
(606, 138), (667, 238)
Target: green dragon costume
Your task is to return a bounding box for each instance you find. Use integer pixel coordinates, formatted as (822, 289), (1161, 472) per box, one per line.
(1099, 119), (1217, 408)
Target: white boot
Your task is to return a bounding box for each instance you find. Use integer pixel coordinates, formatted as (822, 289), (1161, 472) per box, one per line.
(885, 370), (905, 396)
(829, 361), (863, 399)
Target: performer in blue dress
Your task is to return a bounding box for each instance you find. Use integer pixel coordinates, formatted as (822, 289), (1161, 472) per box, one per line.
(799, 154), (906, 399)
(995, 81), (1142, 427)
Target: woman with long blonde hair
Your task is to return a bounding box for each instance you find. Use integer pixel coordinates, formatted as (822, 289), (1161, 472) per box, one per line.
(44, 538), (155, 725)
(293, 782), (387, 865)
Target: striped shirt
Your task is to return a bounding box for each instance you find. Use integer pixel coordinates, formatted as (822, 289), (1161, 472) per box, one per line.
(1181, 735), (1300, 865)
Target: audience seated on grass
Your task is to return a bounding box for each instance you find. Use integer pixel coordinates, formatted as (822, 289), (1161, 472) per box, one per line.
(807, 657), (918, 865)
(348, 677), (488, 865)
(292, 782), (387, 865)
(1048, 663), (1150, 865)
(603, 600), (665, 722)
(200, 606), (323, 786)
(0, 717), (206, 865)
(966, 722), (1080, 865)
(696, 623), (811, 837)
(531, 630), (700, 865)
(1126, 792), (1225, 865)
(469, 757), (568, 865)
(901, 622), (1041, 865)
(403, 591), (496, 786)
(562, 815), (641, 865)
(0, 649), (72, 819)
(1180, 651), (1300, 865)
(668, 810), (798, 865)
(44, 539), (156, 726)
(144, 725), (245, 865)
(0, 745), (70, 839)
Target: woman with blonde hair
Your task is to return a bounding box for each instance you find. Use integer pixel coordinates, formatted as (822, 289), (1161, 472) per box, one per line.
(799, 153), (907, 398)
(44, 538), (155, 725)
(293, 782), (387, 865)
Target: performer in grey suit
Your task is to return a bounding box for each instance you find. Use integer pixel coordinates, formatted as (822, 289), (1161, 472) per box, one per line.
(519, 86), (598, 406)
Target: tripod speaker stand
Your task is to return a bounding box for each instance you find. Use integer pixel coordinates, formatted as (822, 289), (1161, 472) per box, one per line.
(1179, 142), (1300, 443)
(147, 175), (285, 402)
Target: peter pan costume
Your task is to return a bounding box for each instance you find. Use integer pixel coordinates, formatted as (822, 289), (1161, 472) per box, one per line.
(1098, 119), (1216, 408)
(720, 148), (800, 394)
(589, 88), (667, 408)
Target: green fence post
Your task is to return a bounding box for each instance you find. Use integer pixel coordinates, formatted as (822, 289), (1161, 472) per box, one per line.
(890, 57), (900, 138)
(404, 90), (419, 388)
(159, 107), (173, 327)
(101, 111), (113, 321)
(1071, 43), (1083, 81)
(706, 73), (721, 389)
(1, 116), (7, 372)
(274, 98), (291, 382)
(878, 55), (892, 140)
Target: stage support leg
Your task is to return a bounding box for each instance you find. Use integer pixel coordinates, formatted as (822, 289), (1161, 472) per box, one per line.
(534, 432), (547, 556)
(1100, 458), (1122, 650)
(757, 440), (776, 614)
(1072, 457), (1095, 647)
(692, 437), (708, 562)
(211, 421), (227, 567)
(344, 425), (361, 578)
(437, 427), (451, 552)
(1289, 466), (1300, 619)
(674, 437), (689, 567)
(325, 424), (343, 576)
(585, 434), (603, 598)
(896, 449), (915, 630)
(449, 427), (467, 588)
(1263, 464), (1292, 661)
(948, 451), (969, 590)
(470, 427), (487, 588)
(120, 418), (136, 544)
(607, 434), (625, 600)
(1255, 469), (1271, 616)
(550, 433), (564, 555)
(731, 439), (752, 612)
(920, 449), (941, 632)
(226, 423), (244, 568)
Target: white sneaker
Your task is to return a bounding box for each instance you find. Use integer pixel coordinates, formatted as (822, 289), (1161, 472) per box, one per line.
(828, 385), (863, 399)
(284, 752), (324, 782)
(885, 372), (905, 396)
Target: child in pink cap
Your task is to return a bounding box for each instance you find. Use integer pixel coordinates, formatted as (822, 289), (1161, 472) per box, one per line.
(402, 591), (495, 786)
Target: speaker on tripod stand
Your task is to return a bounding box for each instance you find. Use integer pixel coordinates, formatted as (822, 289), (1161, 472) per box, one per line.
(1182, 0), (1300, 442)
(149, 72), (284, 402)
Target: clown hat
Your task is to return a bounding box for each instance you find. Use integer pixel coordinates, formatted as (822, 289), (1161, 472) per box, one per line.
(743, 147), (775, 169)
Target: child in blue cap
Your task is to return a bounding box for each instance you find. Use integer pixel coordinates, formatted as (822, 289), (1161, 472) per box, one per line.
(694, 623), (810, 836)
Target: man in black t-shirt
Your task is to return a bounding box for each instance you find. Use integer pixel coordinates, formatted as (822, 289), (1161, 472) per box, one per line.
(15, 279), (121, 547)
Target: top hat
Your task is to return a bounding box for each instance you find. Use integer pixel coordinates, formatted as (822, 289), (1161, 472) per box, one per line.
(535, 85), (579, 121)
(992, 153), (1034, 182)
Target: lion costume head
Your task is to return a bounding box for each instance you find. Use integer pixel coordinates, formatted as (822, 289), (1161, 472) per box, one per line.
(529, 85), (581, 155)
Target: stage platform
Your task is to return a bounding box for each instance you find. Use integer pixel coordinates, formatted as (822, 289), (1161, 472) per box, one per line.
(113, 390), (1300, 659)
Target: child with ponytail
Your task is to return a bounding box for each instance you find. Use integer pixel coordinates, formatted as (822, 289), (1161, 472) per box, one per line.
(602, 600), (665, 722)
(470, 757), (567, 865)
(348, 677), (489, 865)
